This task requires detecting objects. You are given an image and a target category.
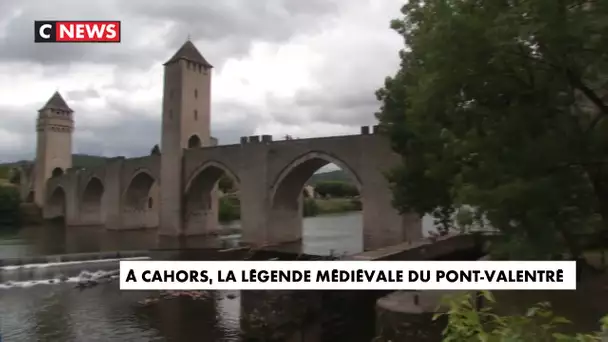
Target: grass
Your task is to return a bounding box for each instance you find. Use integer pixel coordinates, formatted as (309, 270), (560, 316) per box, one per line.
(315, 198), (361, 214)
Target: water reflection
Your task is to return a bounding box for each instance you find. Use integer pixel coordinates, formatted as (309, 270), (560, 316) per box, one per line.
(1, 211), (441, 259)
(2, 212), (369, 258)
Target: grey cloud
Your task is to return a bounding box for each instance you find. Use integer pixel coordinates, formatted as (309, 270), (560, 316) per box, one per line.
(0, 0), (339, 70)
(0, 98), (260, 163)
(66, 88), (100, 101)
(0, 0), (405, 163)
(296, 89), (380, 125)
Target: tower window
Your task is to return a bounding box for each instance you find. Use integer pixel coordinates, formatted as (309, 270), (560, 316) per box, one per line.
(194, 110), (198, 120)
(148, 197), (153, 209)
(194, 89), (198, 98)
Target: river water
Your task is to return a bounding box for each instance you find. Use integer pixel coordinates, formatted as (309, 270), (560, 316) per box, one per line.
(0, 212), (606, 341)
(0, 212), (412, 342)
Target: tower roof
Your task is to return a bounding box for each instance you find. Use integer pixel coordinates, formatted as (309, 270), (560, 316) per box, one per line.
(40, 91), (73, 112)
(164, 40), (213, 68)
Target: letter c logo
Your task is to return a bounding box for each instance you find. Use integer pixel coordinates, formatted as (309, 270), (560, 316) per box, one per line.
(39, 24), (52, 39)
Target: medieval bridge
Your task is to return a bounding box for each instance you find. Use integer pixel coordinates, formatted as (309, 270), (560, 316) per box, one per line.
(14, 40), (422, 251)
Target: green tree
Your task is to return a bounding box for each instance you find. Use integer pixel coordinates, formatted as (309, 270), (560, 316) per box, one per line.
(376, 0), (608, 260)
(9, 169), (20, 185)
(219, 195), (240, 222)
(436, 291), (608, 342)
(0, 186), (21, 227)
(150, 144), (160, 156)
(315, 181), (359, 198)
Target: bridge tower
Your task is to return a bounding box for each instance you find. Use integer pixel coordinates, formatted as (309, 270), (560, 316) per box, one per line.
(159, 39), (214, 236)
(33, 91), (74, 207)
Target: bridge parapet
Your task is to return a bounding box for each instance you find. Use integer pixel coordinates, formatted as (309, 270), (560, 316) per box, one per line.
(360, 125), (384, 135)
(240, 135), (273, 144)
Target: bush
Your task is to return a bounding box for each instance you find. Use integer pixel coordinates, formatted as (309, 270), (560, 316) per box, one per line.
(436, 291), (608, 341)
(314, 181), (359, 198)
(303, 198), (319, 217)
(0, 186), (21, 227)
(219, 196), (240, 222)
(0, 166), (11, 179)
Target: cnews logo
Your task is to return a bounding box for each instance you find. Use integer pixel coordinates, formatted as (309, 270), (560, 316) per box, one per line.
(34, 21), (121, 43)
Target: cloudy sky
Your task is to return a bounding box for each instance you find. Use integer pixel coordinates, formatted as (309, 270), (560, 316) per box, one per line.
(0, 0), (405, 163)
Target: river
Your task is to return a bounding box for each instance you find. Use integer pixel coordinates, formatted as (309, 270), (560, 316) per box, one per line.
(0, 212), (606, 341)
(0, 212), (408, 342)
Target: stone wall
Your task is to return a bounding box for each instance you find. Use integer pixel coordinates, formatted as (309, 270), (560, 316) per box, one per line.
(375, 291), (472, 342)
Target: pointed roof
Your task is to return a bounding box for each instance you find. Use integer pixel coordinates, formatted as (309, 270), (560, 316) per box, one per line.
(40, 91), (73, 112)
(164, 40), (213, 68)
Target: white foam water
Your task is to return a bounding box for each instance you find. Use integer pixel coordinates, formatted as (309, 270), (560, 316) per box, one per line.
(0, 256), (150, 289)
(0, 256), (150, 271)
(0, 269), (121, 289)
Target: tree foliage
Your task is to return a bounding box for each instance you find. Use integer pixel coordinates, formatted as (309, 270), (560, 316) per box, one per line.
(376, 0), (608, 259)
(437, 291), (608, 341)
(314, 181), (359, 198)
(0, 186), (21, 227)
(150, 144), (160, 156)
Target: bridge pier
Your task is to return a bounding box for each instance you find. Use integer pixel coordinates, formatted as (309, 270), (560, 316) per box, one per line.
(183, 184), (220, 235)
(103, 157), (124, 230)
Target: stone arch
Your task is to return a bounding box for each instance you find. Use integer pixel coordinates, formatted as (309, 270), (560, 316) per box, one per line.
(184, 160), (240, 234)
(122, 169), (158, 229)
(123, 170), (155, 210)
(187, 134), (202, 149)
(270, 151), (362, 210)
(46, 186), (66, 219)
(264, 151), (364, 248)
(81, 177), (104, 224)
(52, 167), (64, 178)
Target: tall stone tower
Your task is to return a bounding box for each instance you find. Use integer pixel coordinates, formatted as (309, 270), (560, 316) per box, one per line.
(34, 92), (74, 207)
(159, 40), (214, 236)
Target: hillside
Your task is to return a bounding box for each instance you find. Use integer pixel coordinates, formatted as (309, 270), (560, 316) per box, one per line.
(0, 154), (109, 176)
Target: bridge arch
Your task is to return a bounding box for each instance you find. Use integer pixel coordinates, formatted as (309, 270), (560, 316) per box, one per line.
(81, 176), (105, 224)
(122, 169), (158, 229)
(46, 185), (66, 219)
(184, 160), (240, 234)
(270, 151), (362, 209)
(267, 150), (363, 251)
(123, 170), (156, 209)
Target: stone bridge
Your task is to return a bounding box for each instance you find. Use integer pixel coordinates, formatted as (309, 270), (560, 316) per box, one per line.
(41, 127), (422, 250)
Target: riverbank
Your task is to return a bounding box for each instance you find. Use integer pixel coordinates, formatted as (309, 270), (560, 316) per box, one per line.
(219, 195), (361, 223)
